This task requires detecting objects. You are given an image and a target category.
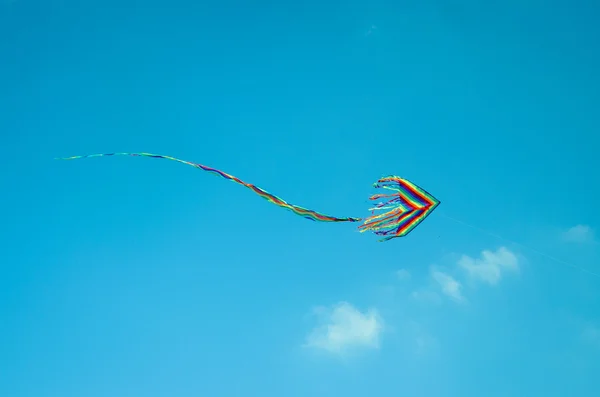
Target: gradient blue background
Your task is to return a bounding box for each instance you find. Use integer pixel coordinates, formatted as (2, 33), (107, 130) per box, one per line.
(1, 0), (599, 396)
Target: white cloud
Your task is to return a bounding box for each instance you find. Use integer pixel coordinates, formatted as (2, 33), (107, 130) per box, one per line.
(431, 270), (464, 302)
(562, 224), (596, 244)
(304, 302), (384, 354)
(396, 269), (411, 281)
(458, 246), (519, 285)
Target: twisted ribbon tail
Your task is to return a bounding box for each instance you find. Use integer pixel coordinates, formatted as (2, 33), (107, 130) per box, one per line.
(56, 152), (362, 223)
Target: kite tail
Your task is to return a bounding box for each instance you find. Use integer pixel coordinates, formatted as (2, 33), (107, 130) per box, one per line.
(56, 152), (362, 223)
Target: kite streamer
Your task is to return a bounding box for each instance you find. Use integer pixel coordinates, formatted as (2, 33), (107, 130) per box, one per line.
(56, 152), (440, 241)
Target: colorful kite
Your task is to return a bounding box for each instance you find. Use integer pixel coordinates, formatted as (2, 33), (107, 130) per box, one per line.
(57, 152), (440, 241)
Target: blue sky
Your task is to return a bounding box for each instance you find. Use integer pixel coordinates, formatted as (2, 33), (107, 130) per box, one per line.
(1, 0), (599, 396)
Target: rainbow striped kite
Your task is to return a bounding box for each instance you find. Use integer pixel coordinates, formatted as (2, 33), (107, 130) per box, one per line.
(57, 152), (440, 241)
(358, 176), (440, 241)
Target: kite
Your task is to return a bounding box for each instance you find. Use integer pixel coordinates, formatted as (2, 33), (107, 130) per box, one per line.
(57, 152), (440, 241)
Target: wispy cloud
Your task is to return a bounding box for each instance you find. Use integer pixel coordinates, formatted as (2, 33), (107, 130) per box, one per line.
(304, 302), (384, 354)
(408, 321), (439, 355)
(415, 334), (438, 353)
(411, 289), (442, 304)
(365, 24), (378, 36)
(582, 324), (600, 349)
(562, 224), (596, 244)
(380, 247), (525, 355)
(396, 269), (411, 281)
(458, 246), (519, 285)
(431, 269), (464, 302)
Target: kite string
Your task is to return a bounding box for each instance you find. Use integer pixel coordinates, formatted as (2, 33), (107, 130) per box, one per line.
(437, 212), (600, 278)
